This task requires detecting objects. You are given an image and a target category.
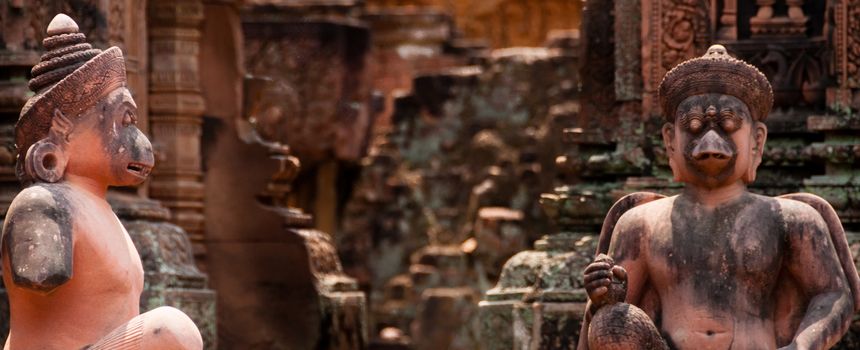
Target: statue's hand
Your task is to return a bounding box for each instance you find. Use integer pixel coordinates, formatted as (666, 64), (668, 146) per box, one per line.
(584, 254), (628, 308)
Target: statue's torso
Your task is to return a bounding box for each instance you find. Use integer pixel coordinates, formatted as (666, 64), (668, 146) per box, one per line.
(2, 183), (143, 349)
(626, 193), (790, 349)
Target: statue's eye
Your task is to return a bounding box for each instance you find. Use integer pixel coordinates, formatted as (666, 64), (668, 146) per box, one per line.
(721, 118), (737, 132)
(720, 112), (739, 132)
(688, 118), (703, 133)
(123, 110), (137, 126)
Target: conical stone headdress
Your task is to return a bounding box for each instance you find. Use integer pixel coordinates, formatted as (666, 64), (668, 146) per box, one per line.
(658, 44), (774, 122)
(16, 13), (127, 178)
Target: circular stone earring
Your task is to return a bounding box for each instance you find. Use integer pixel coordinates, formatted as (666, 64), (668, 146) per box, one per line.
(25, 140), (67, 183)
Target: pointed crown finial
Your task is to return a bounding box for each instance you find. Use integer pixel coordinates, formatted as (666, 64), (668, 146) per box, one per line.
(46, 13), (79, 36)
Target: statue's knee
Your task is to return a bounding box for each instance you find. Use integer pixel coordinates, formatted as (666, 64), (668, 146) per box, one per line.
(589, 303), (668, 350)
(142, 306), (203, 350)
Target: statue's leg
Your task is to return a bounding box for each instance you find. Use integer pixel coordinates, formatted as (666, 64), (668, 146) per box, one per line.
(86, 306), (203, 350)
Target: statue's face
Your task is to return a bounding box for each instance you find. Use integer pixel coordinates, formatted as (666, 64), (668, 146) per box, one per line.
(65, 87), (154, 186)
(662, 93), (767, 189)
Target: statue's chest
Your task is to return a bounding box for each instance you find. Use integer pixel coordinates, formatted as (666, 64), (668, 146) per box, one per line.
(74, 211), (144, 294)
(648, 211), (785, 297)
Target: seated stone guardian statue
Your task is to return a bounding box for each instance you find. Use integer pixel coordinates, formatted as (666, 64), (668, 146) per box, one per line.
(1, 14), (203, 349)
(579, 45), (860, 350)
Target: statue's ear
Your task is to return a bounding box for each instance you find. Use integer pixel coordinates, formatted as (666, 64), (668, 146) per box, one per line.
(661, 122), (680, 181)
(48, 108), (73, 142)
(743, 121), (768, 183)
(24, 140), (67, 183)
(25, 108), (72, 183)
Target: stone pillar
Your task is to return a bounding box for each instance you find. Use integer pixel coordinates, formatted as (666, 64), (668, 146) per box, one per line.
(148, 0), (208, 261)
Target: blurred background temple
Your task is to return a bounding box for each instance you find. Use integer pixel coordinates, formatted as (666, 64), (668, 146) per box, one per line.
(0, 0), (858, 349)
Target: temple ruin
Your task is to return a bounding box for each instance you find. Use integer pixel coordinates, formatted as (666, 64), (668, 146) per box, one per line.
(0, 0), (858, 349)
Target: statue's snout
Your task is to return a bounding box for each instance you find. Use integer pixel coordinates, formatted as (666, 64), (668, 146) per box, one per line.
(691, 130), (733, 174)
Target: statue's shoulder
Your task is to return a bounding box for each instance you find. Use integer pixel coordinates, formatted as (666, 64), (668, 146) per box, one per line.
(3, 183), (74, 293)
(776, 192), (860, 312)
(597, 192), (669, 254)
(6, 183), (74, 225)
(772, 192), (832, 224)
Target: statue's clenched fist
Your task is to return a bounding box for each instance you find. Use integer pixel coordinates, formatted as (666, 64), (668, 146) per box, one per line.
(583, 254), (627, 308)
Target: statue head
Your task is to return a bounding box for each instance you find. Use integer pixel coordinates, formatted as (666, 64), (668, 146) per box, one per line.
(658, 44), (773, 189)
(16, 14), (154, 186)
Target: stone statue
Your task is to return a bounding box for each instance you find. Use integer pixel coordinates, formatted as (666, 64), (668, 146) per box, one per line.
(579, 45), (860, 349)
(1, 14), (203, 349)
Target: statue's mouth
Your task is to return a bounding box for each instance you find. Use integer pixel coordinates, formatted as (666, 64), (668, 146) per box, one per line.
(126, 162), (153, 178)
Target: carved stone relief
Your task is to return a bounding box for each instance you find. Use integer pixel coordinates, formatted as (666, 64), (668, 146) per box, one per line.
(836, 0), (860, 89)
(641, 0), (711, 116)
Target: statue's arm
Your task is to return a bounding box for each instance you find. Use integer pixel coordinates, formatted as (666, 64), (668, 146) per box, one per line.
(782, 206), (854, 350)
(2, 187), (74, 294)
(583, 211), (650, 313)
(578, 211), (651, 350)
(605, 212), (649, 305)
